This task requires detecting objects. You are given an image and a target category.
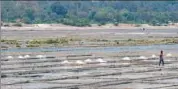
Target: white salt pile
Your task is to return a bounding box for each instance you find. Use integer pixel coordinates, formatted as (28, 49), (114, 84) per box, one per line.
(84, 58), (92, 63)
(18, 55), (24, 59)
(36, 55), (46, 58)
(151, 54), (156, 58)
(96, 58), (107, 63)
(138, 56), (147, 59)
(122, 57), (131, 60)
(6, 56), (13, 59)
(24, 55), (30, 58)
(61, 60), (70, 64)
(166, 53), (172, 57)
(76, 60), (85, 64)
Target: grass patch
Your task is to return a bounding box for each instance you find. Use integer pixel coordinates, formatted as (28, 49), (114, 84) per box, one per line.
(26, 44), (40, 47)
(26, 37), (69, 47)
(1, 39), (19, 44)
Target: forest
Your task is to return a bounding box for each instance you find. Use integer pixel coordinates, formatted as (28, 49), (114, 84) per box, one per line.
(2, 1), (178, 26)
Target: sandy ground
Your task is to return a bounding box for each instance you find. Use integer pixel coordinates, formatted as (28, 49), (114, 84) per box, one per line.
(2, 23), (178, 30)
(2, 25), (178, 40)
(1, 25), (178, 89)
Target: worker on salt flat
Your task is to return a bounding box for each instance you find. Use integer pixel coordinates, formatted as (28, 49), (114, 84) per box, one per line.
(159, 50), (164, 66)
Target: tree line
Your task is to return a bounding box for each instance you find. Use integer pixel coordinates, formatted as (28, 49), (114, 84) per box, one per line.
(2, 1), (178, 26)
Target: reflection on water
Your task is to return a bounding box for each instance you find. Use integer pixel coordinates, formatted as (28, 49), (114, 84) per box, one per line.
(2, 44), (178, 53)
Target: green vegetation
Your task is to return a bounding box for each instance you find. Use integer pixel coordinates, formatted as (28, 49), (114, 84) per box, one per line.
(13, 23), (23, 27)
(2, 37), (178, 48)
(1, 74), (7, 78)
(26, 44), (40, 47)
(128, 39), (133, 41)
(2, 1), (178, 26)
(27, 37), (69, 47)
(1, 39), (18, 44)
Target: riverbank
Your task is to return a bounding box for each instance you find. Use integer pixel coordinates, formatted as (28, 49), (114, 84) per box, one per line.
(2, 23), (178, 31)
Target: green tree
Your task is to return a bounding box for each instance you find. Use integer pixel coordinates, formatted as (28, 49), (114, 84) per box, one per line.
(50, 2), (68, 16)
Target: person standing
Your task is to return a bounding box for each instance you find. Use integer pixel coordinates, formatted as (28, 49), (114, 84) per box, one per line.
(159, 50), (164, 66)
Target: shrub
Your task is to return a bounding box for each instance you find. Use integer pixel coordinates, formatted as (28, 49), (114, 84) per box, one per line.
(1, 39), (5, 42)
(45, 38), (59, 44)
(1, 74), (7, 78)
(113, 22), (119, 26)
(59, 37), (69, 44)
(4, 40), (18, 44)
(128, 39), (133, 41)
(13, 23), (22, 27)
(135, 24), (141, 27)
(70, 87), (79, 89)
(4, 24), (10, 27)
(98, 22), (106, 26)
(16, 44), (21, 48)
(62, 18), (90, 27)
(26, 44), (40, 47)
(28, 40), (43, 44)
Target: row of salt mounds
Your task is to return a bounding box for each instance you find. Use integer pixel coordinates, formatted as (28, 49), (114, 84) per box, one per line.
(6, 55), (30, 59)
(6, 55), (47, 59)
(18, 55), (30, 59)
(121, 55), (152, 61)
(61, 58), (107, 65)
(150, 53), (172, 58)
(121, 53), (173, 61)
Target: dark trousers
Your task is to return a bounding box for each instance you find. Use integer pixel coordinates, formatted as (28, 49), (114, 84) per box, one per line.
(159, 58), (164, 66)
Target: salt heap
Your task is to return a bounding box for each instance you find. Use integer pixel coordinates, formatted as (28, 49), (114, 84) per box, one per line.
(138, 56), (147, 59)
(166, 53), (172, 57)
(96, 58), (107, 63)
(122, 57), (131, 60)
(61, 60), (70, 64)
(24, 55), (30, 58)
(7, 56), (13, 59)
(76, 60), (85, 64)
(18, 55), (24, 59)
(36, 55), (46, 58)
(84, 58), (92, 63)
(151, 54), (156, 58)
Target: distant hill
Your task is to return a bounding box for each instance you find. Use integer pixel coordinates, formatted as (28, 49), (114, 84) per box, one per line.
(2, 1), (178, 26)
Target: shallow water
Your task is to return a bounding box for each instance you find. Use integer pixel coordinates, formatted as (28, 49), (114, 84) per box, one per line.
(2, 44), (178, 53)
